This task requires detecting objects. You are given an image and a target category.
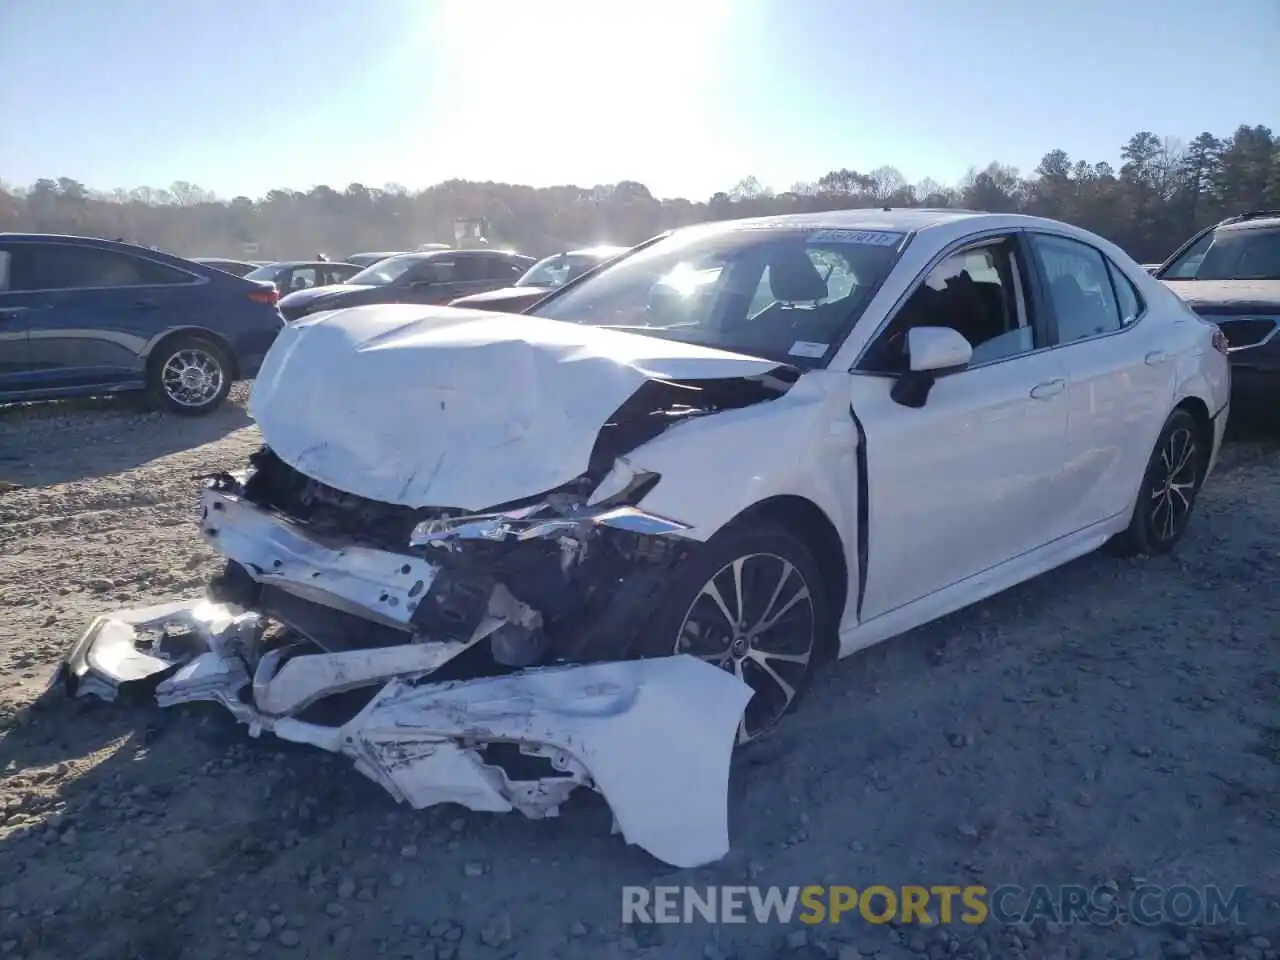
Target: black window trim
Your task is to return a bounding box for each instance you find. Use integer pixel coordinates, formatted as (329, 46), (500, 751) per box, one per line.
(1024, 229), (1149, 351)
(851, 227), (1057, 377)
(0, 239), (206, 295)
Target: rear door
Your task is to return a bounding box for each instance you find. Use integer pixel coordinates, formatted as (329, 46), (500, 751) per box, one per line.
(5, 241), (200, 391)
(0, 244), (33, 391)
(1024, 232), (1174, 531)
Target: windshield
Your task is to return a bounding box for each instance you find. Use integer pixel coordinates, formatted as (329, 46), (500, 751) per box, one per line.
(347, 255), (420, 286)
(517, 253), (608, 289)
(1162, 225), (1280, 281)
(528, 225), (905, 365)
(244, 265), (280, 283)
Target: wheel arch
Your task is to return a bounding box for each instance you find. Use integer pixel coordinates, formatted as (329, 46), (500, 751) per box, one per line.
(1171, 394), (1213, 469)
(730, 494), (848, 658)
(144, 327), (241, 381)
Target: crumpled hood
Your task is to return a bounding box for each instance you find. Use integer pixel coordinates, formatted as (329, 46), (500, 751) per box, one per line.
(249, 304), (783, 510)
(1162, 279), (1280, 314)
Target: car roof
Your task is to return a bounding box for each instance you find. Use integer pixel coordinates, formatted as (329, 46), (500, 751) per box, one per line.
(385, 249), (531, 261)
(565, 245), (630, 258)
(1216, 215), (1280, 232)
(264, 260), (355, 268)
(668, 208), (1134, 255)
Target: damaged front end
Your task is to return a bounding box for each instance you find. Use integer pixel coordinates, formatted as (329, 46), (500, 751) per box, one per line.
(50, 448), (753, 868)
(47, 306), (822, 866)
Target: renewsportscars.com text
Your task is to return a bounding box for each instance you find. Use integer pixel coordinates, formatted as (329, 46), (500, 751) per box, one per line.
(621, 884), (1246, 926)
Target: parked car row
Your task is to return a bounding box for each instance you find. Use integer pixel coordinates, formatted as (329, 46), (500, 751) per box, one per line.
(3, 211), (1276, 418)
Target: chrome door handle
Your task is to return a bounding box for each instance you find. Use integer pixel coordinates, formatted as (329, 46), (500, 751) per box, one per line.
(1145, 350), (1172, 365)
(1029, 378), (1066, 399)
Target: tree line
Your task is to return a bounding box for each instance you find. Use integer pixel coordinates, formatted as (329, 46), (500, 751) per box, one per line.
(1, 124), (1276, 265)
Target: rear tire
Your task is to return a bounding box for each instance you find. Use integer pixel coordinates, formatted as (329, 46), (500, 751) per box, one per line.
(634, 519), (831, 745)
(1110, 408), (1206, 556)
(147, 335), (232, 416)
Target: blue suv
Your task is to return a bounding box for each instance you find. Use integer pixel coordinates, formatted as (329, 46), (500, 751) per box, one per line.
(0, 234), (285, 415)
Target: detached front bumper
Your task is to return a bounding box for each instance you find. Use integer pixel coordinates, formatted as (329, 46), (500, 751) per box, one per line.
(49, 602), (752, 869)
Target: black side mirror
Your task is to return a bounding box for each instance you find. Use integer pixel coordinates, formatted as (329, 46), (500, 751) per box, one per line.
(890, 370), (936, 408)
(888, 327), (973, 409)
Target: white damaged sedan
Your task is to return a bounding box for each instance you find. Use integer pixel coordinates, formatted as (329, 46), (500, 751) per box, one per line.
(52, 209), (1231, 867)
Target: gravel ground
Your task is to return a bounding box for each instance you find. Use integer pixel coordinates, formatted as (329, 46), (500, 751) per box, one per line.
(0, 388), (1277, 960)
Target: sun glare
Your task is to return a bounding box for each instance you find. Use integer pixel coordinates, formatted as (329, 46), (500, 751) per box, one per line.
(406, 0), (743, 194)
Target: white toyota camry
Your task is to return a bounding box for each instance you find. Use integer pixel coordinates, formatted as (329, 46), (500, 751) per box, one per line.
(55, 209), (1232, 867)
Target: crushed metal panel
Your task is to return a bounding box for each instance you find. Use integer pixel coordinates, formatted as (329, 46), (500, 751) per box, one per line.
(249, 306), (782, 511)
(199, 487), (438, 629)
(52, 600), (753, 869)
(346, 656), (752, 868)
(54, 599), (257, 700)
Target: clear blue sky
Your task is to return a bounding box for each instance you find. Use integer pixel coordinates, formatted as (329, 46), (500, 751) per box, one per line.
(1, 0), (1276, 201)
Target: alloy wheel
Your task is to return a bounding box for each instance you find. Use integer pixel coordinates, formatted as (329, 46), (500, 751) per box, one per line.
(1150, 426), (1198, 543)
(675, 552), (816, 744)
(161, 348), (225, 408)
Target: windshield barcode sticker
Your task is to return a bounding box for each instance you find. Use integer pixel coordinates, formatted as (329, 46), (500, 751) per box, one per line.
(788, 340), (829, 358)
(808, 229), (903, 246)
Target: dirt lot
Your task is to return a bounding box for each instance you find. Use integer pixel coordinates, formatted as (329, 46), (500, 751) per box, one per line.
(0, 389), (1277, 960)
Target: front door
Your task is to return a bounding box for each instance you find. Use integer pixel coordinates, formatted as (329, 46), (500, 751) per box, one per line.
(849, 233), (1075, 621)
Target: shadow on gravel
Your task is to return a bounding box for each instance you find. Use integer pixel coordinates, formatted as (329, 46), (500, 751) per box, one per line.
(0, 390), (252, 489)
(1225, 405), (1280, 444)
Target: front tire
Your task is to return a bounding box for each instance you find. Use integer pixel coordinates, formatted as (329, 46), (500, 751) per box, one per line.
(147, 335), (232, 416)
(636, 520), (831, 745)
(1112, 408), (1206, 556)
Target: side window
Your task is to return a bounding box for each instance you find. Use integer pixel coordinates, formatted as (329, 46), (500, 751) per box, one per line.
(495, 258), (526, 279)
(288, 267), (319, 291)
(454, 256), (514, 282)
(410, 259), (454, 283)
(0, 249), (11, 292)
(133, 258), (193, 285)
(861, 238), (1033, 372)
(1030, 234), (1123, 343)
(1105, 259), (1143, 326)
(9, 244), (190, 291)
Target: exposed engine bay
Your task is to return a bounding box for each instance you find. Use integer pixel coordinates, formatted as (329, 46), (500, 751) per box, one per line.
(50, 362), (797, 867)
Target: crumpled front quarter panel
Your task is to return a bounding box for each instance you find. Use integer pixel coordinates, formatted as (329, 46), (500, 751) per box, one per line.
(625, 370), (858, 539)
(357, 655), (753, 867)
(249, 305), (781, 510)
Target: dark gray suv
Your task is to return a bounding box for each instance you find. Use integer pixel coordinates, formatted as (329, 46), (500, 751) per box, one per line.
(1156, 210), (1280, 408)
